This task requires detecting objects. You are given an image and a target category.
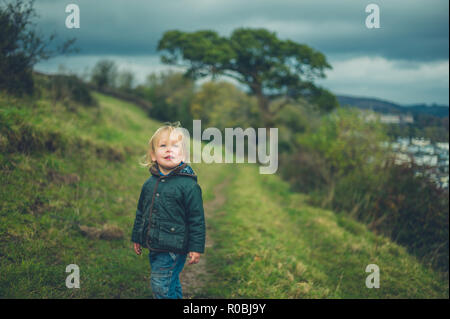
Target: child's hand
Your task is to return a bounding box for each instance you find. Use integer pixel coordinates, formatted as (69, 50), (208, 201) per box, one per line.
(133, 243), (142, 255)
(188, 252), (201, 265)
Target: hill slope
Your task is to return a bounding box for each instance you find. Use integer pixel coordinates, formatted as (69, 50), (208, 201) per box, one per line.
(0, 91), (447, 298)
(337, 94), (449, 118)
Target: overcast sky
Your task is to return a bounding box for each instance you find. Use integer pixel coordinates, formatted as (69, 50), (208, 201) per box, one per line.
(33, 0), (449, 106)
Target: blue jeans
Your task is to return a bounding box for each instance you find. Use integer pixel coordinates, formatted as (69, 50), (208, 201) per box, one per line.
(149, 251), (187, 299)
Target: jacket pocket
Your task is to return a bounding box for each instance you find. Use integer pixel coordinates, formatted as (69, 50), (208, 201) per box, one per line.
(158, 221), (186, 251)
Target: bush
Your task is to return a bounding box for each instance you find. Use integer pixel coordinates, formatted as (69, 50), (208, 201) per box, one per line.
(33, 72), (97, 110)
(90, 59), (118, 90)
(0, 0), (76, 96)
(366, 161), (449, 272)
(49, 74), (97, 107)
(279, 146), (330, 192)
(135, 71), (196, 130)
(280, 107), (449, 273)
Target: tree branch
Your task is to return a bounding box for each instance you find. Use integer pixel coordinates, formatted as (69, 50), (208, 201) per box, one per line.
(221, 70), (247, 84)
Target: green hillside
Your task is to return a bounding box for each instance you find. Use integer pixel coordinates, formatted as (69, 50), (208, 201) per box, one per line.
(0, 91), (448, 298)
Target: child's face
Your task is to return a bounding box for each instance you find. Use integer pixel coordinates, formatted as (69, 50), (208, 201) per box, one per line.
(151, 130), (185, 169)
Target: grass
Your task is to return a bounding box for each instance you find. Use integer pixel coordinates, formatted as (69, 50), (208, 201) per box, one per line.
(0, 92), (162, 298)
(0, 90), (448, 298)
(201, 164), (448, 298)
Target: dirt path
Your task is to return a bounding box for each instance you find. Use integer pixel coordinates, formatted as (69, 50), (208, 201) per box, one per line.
(180, 177), (231, 298)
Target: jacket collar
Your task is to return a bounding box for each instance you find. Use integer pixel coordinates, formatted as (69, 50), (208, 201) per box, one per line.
(149, 162), (197, 181)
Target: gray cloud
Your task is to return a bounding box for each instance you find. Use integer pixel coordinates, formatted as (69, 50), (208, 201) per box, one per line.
(33, 0), (448, 60)
(31, 0), (449, 105)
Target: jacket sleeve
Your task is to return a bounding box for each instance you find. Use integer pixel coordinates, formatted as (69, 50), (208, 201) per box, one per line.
(131, 182), (146, 243)
(185, 183), (206, 253)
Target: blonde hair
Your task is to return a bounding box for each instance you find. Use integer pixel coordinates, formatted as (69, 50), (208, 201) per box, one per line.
(139, 121), (188, 170)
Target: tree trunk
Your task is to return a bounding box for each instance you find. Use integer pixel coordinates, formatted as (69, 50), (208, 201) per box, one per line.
(255, 91), (274, 126)
(251, 84), (278, 167)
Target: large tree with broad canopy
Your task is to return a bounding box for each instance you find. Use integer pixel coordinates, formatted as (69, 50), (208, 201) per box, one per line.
(157, 27), (339, 127)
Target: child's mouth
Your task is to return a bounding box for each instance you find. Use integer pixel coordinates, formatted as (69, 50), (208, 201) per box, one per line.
(164, 156), (173, 160)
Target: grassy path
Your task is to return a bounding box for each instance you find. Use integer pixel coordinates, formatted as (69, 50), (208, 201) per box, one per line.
(180, 176), (231, 298)
(200, 163), (448, 298)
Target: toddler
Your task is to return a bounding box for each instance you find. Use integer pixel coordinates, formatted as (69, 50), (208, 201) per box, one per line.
(131, 122), (205, 299)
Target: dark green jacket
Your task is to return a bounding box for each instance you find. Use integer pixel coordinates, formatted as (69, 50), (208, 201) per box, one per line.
(131, 162), (205, 254)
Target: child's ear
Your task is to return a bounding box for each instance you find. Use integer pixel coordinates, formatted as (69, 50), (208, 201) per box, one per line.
(150, 151), (156, 162)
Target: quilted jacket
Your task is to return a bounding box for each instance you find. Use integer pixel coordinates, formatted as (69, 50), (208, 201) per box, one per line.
(130, 162), (205, 254)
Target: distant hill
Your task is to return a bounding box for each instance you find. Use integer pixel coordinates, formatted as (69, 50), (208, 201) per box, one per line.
(337, 95), (449, 118)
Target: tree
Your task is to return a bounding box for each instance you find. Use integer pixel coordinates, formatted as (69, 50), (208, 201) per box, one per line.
(0, 0), (77, 95)
(190, 81), (261, 130)
(90, 59), (118, 90)
(135, 71), (196, 130)
(157, 27), (339, 127)
(117, 70), (135, 93)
